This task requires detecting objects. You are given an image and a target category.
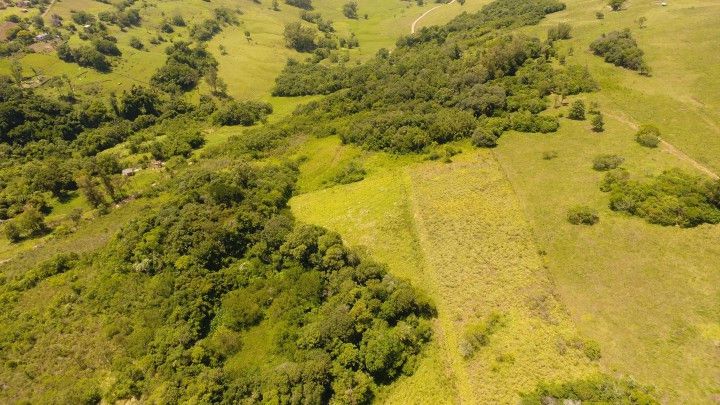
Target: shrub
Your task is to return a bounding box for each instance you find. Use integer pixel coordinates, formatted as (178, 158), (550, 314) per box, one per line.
(608, 0), (626, 11)
(591, 112), (604, 132)
(460, 313), (504, 358)
(191, 19), (222, 41)
(4, 221), (21, 242)
(542, 150), (558, 160)
(568, 100), (585, 120)
(547, 22), (571, 42)
(521, 374), (659, 404)
(599, 168), (630, 192)
(567, 205), (599, 225)
(151, 61), (201, 92)
(635, 124), (660, 148)
(592, 154), (624, 171)
(333, 161), (366, 184)
(471, 126), (498, 148)
(342, 1), (358, 19)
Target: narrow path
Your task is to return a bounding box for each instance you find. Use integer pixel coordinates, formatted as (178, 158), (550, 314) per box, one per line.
(606, 111), (719, 180)
(42, 0), (58, 18)
(411, 0), (456, 34)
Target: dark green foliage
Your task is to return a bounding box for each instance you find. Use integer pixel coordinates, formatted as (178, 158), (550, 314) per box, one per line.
(118, 85), (162, 121)
(213, 101), (273, 126)
(568, 100), (585, 120)
(567, 205), (599, 225)
(3, 205), (48, 242)
(603, 168), (720, 227)
(547, 22), (571, 42)
(0, 161), (433, 402)
(471, 126), (498, 147)
(286, 0), (313, 10)
(608, 0), (626, 11)
(272, 59), (346, 96)
(270, 0), (592, 153)
(93, 38), (121, 56)
(151, 61), (200, 92)
(521, 374), (658, 404)
(151, 42), (218, 93)
(191, 19), (222, 41)
(172, 14), (186, 26)
(283, 22), (316, 52)
(590, 29), (650, 75)
(592, 154), (624, 171)
(129, 36), (143, 50)
(149, 131), (205, 160)
(57, 43), (112, 72)
(343, 1), (358, 19)
(635, 124), (660, 148)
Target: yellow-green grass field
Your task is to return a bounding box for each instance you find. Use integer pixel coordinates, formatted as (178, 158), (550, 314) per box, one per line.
(493, 113), (720, 404)
(291, 143), (600, 403)
(481, 1), (720, 402)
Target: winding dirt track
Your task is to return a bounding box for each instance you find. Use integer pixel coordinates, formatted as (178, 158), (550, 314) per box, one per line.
(411, 0), (457, 34)
(605, 111), (719, 180)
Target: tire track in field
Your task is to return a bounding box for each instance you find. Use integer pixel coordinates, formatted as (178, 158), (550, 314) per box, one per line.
(407, 153), (597, 403)
(606, 111), (719, 180)
(411, 0), (457, 34)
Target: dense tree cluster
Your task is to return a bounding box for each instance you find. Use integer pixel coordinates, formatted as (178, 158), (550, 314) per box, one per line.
(271, 0), (594, 153)
(58, 43), (112, 72)
(590, 29), (650, 75)
(0, 162), (435, 402)
(0, 77), (207, 229)
(151, 41), (219, 93)
(601, 168), (720, 227)
(212, 100), (273, 126)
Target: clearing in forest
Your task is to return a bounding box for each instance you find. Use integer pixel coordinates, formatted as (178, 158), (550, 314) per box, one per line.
(291, 148), (599, 403)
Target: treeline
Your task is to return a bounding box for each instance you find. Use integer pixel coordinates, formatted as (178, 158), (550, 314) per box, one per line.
(0, 162), (435, 403)
(269, 0), (594, 153)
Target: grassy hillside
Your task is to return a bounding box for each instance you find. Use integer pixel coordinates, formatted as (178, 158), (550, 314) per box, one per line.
(0, 0), (462, 101)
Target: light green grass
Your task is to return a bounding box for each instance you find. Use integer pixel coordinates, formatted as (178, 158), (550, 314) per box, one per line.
(492, 1), (720, 402)
(518, 0), (720, 171)
(494, 113), (720, 403)
(290, 150), (458, 403)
